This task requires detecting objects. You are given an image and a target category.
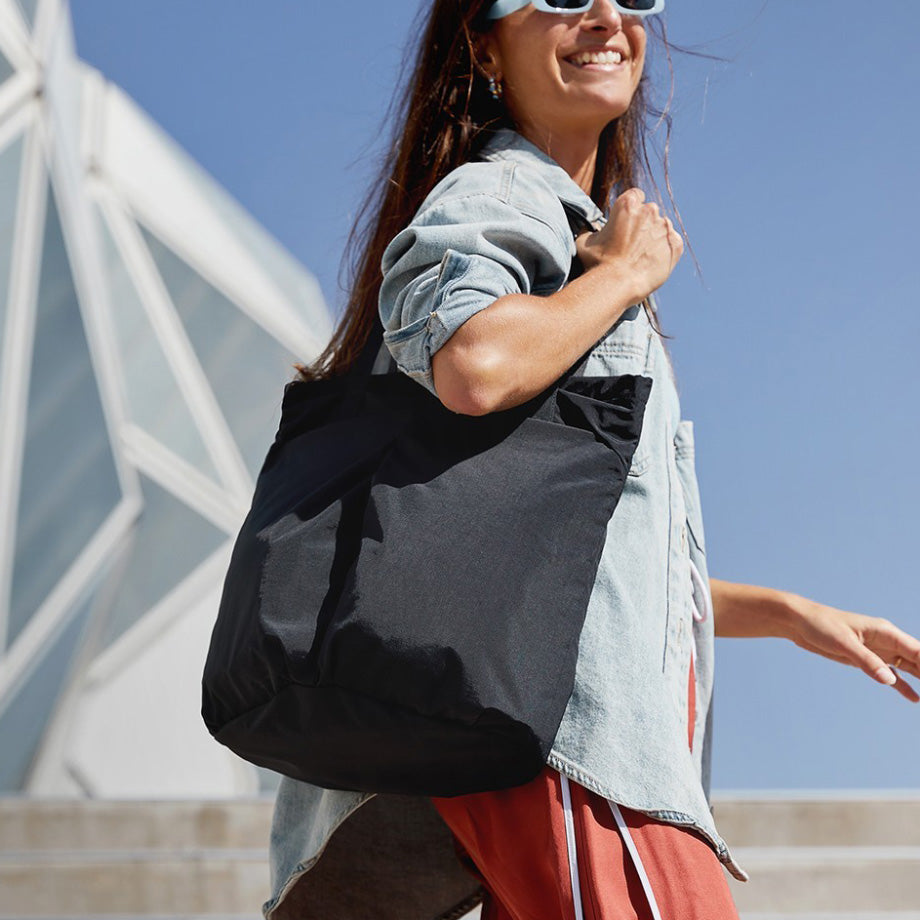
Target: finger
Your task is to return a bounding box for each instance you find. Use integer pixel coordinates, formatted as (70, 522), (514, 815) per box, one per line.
(889, 655), (920, 683)
(864, 618), (920, 678)
(885, 630), (920, 676)
(891, 668), (920, 703)
(841, 637), (898, 686)
(668, 227), (684, 263)
(797, 639), (918, 701)
(619, 187), (646, 206)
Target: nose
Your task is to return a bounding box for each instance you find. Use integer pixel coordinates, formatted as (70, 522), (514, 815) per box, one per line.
(582, 0), (623, 31)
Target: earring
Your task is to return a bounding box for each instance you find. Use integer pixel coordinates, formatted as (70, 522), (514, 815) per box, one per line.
(488, 75), (503, 101)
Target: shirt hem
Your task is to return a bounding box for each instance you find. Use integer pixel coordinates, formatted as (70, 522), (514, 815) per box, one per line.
(262, 791), (376, 919)
(546, 750), (750, 882)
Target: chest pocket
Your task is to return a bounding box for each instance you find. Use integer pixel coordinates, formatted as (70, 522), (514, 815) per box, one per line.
(562, 208), (656, 477)
(584, 304), (656, 477)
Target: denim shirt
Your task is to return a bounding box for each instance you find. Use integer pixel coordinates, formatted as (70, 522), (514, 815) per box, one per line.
(264, 130), (748, 916)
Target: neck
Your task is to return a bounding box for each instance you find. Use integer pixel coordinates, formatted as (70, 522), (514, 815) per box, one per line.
(517, 122), (600, 197)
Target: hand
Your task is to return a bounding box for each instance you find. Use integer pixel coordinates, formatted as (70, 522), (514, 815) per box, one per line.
(783, 594), (920, 703)
(575, 188), (683, 301)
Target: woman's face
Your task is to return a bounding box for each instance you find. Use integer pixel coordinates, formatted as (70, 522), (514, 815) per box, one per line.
(480, 1), (647, 141)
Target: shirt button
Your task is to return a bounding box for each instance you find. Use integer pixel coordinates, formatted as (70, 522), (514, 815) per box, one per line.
(680, 524), (687, 552)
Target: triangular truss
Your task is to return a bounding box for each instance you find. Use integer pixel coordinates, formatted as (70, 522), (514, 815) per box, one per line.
(0, 0), (332, 796)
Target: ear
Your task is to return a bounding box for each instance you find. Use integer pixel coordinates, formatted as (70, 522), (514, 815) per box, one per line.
(472, 32), (502, 79)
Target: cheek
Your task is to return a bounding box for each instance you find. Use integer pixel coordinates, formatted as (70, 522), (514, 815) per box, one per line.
(628, 26), (647, 76)
(495, 22), (570, 91)
(504, 46), (561, 101)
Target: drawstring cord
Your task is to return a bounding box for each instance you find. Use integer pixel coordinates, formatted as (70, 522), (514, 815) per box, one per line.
(688, 556), (711, 623)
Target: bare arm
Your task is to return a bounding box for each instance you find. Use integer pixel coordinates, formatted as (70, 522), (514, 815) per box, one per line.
(433, 188), (683, 415)
(710, 576), (920, 702)
(709, 578), (797, 640)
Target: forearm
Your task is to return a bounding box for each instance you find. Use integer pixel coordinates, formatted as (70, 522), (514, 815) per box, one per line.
(709, 577), (801, 639)
(431, 262), (638, 416)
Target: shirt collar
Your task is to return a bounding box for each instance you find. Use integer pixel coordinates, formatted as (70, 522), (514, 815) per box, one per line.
(478, 127), (607, 230)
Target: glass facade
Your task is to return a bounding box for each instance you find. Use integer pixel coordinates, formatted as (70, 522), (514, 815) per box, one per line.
(95, 208), (219, 478)
(141, 224), (300, 479)
(0, 591), (95, 791)
(16, 0), (38, 28)
(0, 48), (13, 86)
(0, 0), (329, 796)
(0, 135), (22, 374)
(8, 184), (122, 647)
(99, 474), (227, 650)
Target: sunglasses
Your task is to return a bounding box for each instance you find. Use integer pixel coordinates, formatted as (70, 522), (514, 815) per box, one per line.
(487, 0), (664, 19)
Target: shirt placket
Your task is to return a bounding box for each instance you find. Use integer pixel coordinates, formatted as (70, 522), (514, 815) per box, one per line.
(661, 388), (695, 724)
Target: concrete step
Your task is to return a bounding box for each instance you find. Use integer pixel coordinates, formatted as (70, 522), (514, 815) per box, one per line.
(3, 797), (919, 917)
(0, 851), (269, 916)
(711, 793), (920, 847)
(7, 795), (918, 852)
(741, 916), (920, 920)
(726, 847), (920, 913)
(0, 799), (273, 852)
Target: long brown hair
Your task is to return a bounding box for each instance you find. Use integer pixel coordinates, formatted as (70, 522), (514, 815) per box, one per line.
(296, 0), (683, 382)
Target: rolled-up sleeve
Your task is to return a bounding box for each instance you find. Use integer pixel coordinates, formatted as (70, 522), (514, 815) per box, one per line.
(378, 165), (573, 395)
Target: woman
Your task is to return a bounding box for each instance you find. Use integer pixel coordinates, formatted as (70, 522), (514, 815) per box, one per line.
(265, 2), (920, 918)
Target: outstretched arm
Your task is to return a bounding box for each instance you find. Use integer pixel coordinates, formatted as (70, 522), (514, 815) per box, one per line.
(709, 577), (920, 703)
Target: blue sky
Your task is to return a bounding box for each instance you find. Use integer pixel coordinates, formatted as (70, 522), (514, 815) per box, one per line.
(70, 1), (920, 790)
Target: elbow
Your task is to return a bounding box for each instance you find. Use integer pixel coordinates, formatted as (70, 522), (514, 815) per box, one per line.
(432, 340), (508, 416)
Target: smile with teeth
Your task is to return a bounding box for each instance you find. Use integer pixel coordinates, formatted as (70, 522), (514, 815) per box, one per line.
(567, 50), (624, 67)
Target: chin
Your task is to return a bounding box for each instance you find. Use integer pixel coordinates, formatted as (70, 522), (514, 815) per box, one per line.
(574, 97), (633, 126)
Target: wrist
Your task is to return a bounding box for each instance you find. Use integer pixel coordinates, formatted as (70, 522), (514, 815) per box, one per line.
(767, 588), (809, 641)
(584, 258), (644, 312)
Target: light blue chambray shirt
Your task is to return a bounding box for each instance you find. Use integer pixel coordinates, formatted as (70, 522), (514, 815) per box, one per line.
(264, 129), (748, 915)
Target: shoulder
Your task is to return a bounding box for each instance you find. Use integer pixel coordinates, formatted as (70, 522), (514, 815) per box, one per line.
(413, 159), (573, 250)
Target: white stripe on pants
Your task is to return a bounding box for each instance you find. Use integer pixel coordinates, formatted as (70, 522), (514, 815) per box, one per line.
(559, 773), (665, 920)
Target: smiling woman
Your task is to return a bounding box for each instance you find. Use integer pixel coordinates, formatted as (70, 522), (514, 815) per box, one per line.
(260, 1), (920, 918)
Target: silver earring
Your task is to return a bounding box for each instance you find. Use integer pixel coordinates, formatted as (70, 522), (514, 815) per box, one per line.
(488, 75), (503, 101)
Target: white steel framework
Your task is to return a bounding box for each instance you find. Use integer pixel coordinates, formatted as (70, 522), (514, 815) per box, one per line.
(0, 0), (332, 797)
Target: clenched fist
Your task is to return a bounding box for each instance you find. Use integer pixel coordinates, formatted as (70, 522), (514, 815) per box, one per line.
(575, 187), (683, 303)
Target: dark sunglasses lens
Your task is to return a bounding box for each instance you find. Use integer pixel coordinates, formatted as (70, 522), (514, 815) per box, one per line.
(544, 0), (658, 11)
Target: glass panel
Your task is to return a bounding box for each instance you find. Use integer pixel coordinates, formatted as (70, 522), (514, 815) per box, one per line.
(133, 126), (330, 340)
(16, 0), (39, 28)
(0, 48), (13, 85)
(8, 184), (122, 645)
(0, 135), (24, 364)
(191, 179), (331, 342)
(140, 225), (300, 479)
(0, 592), (94, 792)
(95, 209), (218, 478)
(99, 474), (227, 650)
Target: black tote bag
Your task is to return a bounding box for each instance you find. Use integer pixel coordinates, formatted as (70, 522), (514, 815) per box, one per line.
(202, 329), (652, 797)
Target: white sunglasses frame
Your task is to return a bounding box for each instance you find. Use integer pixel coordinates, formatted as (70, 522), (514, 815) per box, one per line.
(487, 0), (665, 19)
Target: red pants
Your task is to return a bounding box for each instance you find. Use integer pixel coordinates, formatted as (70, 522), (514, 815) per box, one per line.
(432, 654), (740, 920)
